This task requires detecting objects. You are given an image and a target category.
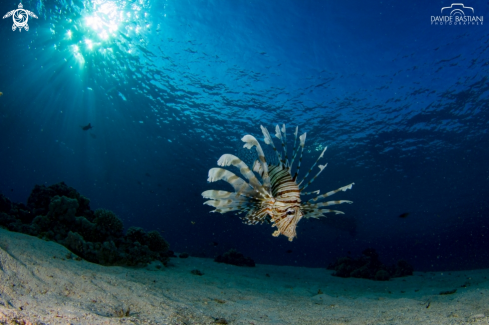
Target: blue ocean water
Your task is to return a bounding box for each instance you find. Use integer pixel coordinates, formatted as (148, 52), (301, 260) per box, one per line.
(0, 0), (488, 272)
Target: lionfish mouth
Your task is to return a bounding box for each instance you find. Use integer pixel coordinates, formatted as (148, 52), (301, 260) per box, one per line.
(202, 124), (354, 242)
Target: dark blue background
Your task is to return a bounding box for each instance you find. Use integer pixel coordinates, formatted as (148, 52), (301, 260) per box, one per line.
(1, 0), (488, 271)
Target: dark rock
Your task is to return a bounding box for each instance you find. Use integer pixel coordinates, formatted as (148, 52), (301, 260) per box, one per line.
(0, 194), (12, 214)
(328, 248), (413, 281)
(214, 249), (255, 267)
(375, 270), (390, 281)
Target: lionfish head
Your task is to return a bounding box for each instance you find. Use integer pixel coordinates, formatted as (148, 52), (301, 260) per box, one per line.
(202, 124), (354, 242)
(271, 204), (303, 241)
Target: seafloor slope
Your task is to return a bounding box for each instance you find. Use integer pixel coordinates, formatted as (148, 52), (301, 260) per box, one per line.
(0, 228), (488, 325)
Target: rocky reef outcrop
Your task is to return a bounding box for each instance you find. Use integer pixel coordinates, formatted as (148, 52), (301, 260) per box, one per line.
(0, 182), (171, 267)
(327, 248), (414, 281)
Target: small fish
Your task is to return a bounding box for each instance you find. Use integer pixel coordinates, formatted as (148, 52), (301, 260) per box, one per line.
(202, 124), (354, 242)
(399, 213), (410, 219)
(0, 92), (3, 96)
(81, 123), (93, 131)
(191, 221), (196, 225)
(286, 249), (292, 254)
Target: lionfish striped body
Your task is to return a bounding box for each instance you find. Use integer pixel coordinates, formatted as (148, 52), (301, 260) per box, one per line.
(202, 125), (354, 242)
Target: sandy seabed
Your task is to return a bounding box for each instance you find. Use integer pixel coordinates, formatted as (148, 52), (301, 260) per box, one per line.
(0, 228), (488, 325)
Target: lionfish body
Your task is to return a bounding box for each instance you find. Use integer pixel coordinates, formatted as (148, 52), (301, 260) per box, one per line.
(202, 125), (354, 242)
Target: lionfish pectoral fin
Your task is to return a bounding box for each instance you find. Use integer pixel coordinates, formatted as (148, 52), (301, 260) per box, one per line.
(241, 207), (271, 225)
(217, 154), (268, 196)
(207, 168), (254, 196)
(203, 198), (247, 214)
(202, 190), (233, 199)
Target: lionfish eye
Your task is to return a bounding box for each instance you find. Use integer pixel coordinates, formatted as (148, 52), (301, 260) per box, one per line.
(286, 209), (295, 215)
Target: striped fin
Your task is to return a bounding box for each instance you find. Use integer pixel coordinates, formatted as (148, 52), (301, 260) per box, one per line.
(202, 190), (235, 199)
(207, 168), (254, 196)
(298, 147), (327, 188)
(288, 126), (299, 172)
(281, 124), (289, 166)
(252, 160), (262, 174)
(204, 198), (248, 214)
(261, 125), (283, 169)
(241, 134), (271, 193)
(241, 206), (271, 225)
(302, 208), (346, 219)
(308, 183), (355, 203)
(217, 154), (268, 196)
(303, 200), (353, 210)
(301, 190), (320, 196)
(292, 132), (307, 181)
(275, 124), (287, 167)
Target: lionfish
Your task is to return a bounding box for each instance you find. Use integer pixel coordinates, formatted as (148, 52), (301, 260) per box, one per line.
(202, 124), (354, 242)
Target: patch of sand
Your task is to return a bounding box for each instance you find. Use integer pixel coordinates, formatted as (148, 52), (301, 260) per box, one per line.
(1, 228), (488, 324)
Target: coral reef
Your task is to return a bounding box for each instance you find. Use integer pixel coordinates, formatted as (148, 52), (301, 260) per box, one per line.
(327, 248), (413, 281)
(214, 249), (255, 267)
(0, 182), (171, 267)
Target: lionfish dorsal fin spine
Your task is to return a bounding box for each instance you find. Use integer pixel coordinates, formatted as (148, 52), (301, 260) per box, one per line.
(292, 132), (307, 181)
(274, 124), (287, 167)
(281, 124), (288, 166)
(261, 125), (283, 168)
(288, 126), (299, 174)
(299, 147), (328, 192)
